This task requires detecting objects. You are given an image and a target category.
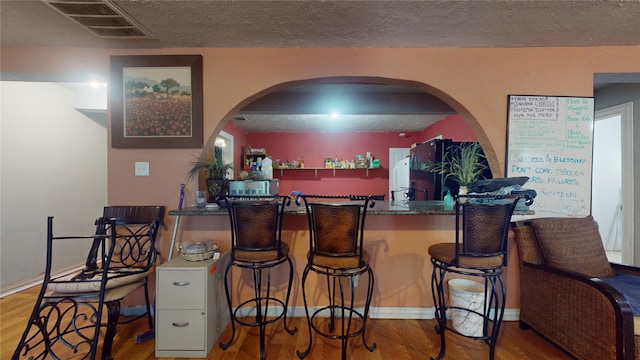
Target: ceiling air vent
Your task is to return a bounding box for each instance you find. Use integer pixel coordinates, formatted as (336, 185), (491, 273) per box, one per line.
(44, 0), (154, 39)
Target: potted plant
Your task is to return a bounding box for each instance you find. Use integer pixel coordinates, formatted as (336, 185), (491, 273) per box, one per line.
(188, 146), (233, 203)
(423, 142), (489, 195)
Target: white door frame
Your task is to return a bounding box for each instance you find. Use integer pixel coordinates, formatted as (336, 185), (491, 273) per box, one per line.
(595, 102), (634, 264)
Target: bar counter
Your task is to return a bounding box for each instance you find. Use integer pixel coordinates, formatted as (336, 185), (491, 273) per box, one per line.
(164, 200), (532, 321)
(168, 200), (533, 217)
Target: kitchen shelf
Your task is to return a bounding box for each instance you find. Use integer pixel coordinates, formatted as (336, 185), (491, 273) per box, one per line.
(243, 153), (268, 171)
(275, 167), (379, 177)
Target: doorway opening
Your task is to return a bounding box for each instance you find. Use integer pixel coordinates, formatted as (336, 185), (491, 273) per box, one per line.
(593, 102), (634, 264)
(215, 130), (235, 179)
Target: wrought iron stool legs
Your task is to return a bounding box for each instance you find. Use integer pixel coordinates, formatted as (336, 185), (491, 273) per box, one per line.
(219, 257), (296, 360)
(297, 266), (376, 360)
(430, 260), (506, 360)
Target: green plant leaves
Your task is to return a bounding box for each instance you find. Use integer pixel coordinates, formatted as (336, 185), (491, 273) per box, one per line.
(424, 142), (488, 185)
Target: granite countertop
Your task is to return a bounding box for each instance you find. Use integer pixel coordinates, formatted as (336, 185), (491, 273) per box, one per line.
(168, 200), (533, 216)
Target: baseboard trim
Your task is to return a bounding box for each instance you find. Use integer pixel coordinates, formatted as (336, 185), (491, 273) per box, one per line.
(233, 306), (520, 321)
(0, 264), (84, 299)
(4, 281), (521, 323)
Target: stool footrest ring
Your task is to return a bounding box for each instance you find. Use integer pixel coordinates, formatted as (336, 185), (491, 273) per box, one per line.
(232, 297), (288, 328)
(309, 305), (366, 340)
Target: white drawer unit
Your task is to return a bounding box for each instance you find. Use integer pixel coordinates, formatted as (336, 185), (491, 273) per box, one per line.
(155, 252), (230, 358)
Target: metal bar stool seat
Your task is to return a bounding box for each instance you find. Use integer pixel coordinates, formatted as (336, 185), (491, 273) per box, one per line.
(297, 194), (377, 360)
(429, 243), (505, 268)
(219, 195), (296, 360)
(233, 242), (290, 262)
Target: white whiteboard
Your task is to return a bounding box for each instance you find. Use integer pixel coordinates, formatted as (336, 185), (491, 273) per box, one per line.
(506, 95), (594, 218)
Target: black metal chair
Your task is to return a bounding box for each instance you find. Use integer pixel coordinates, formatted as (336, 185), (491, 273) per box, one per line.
(296, 194), (377, 360)
(391, 188), (428, 201)
(428, 194), (529, 360)
(219, 195), (296, 360)
(13, 205), (165, 360)
(350, 193), (385, 201)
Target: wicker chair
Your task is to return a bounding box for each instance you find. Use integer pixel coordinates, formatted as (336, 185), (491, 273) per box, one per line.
(513, 216), (640, 360)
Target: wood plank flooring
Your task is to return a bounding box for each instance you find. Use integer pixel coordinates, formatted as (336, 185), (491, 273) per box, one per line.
(1, 286), (573, 360)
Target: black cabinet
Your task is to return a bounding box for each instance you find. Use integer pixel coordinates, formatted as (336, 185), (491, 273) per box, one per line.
(410, 139), (451, 200)
(409, 139), (492, 200)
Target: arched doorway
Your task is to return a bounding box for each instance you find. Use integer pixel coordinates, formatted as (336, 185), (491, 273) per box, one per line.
(200, 77), (502, 200)
(203, 77), (496, 189)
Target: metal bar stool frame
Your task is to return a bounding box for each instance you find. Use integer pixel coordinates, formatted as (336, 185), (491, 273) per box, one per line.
(429, 194), (531, 360)
(219, 195), (297, 360)
(296, 194), (377, 360)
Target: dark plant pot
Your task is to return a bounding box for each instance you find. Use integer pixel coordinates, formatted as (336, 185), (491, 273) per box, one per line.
(205, 178), (228, 203)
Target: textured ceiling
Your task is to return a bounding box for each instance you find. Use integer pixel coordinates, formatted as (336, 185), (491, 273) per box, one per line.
(234, 82), (455, 132)
(3, 1), (640, 49)
(2, 0), (639, 133)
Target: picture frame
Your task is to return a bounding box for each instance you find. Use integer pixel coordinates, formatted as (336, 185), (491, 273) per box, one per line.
(110, 55), (203, 148)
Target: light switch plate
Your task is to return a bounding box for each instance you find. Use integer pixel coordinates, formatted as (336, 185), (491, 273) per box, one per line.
(135, 162), (150, 176)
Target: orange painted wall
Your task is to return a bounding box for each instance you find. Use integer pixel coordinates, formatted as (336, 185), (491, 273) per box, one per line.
(2, 45), (639, 311)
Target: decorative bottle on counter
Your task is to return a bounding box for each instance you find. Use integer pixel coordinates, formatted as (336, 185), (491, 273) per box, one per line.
(443, 190), (454, 210)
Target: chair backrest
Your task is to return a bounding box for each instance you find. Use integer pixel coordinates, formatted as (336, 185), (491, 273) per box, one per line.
(86, 206), (165, 272)
(225, 195), (288, 254)
(455, 195), (520, 267)
(512, 221), (545, 265)
(301, 195), (374, 268)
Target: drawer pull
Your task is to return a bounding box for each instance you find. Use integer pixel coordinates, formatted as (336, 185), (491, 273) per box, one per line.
(172, 322), (190, 327)
(173, 281), (190, 286)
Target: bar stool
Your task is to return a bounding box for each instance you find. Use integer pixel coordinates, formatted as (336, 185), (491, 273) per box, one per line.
(296, 194), (377, 360)
(219, 195), (297, 360)
(428, 194), (530, 360)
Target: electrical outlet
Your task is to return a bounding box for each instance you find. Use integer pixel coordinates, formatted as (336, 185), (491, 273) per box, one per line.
(135, 162), (150, 176)
(352, 275), (359, 288)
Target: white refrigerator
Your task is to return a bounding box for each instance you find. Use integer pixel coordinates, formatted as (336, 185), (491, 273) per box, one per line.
(391, 157), (410, 201)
